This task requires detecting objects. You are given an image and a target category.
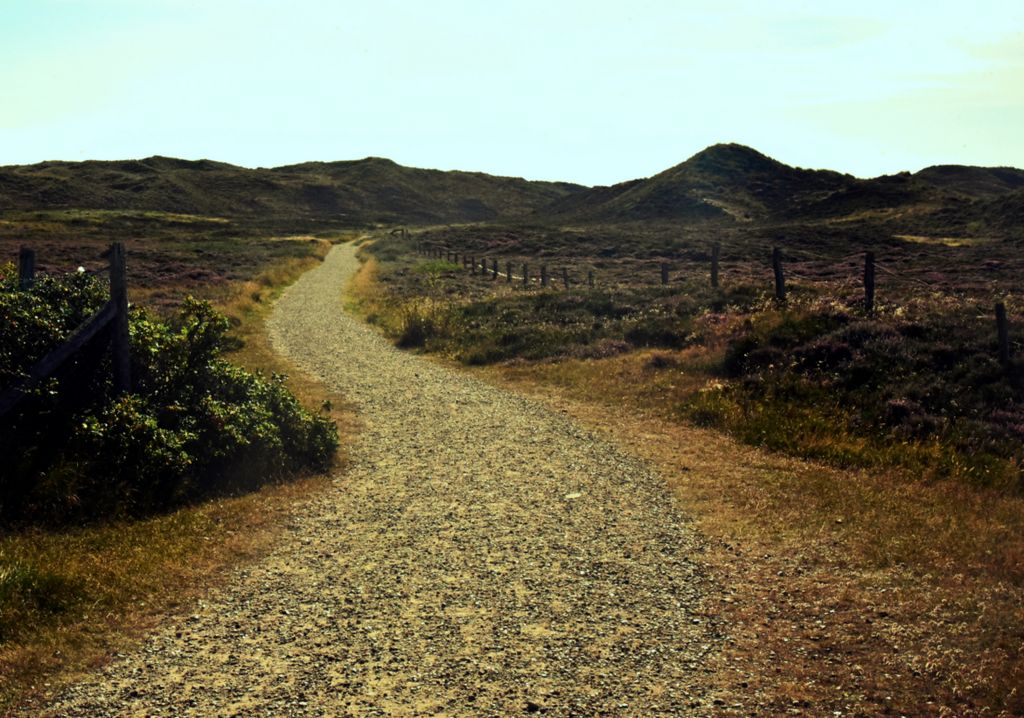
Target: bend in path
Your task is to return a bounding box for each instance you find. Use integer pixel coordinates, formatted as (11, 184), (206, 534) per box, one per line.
(25, 243), (717, 717)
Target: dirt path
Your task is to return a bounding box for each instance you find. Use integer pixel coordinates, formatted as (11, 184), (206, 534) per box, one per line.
(24, 244), (717, 716)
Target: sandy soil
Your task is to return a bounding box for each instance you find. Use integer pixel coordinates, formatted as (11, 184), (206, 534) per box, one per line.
(19, 243), (718, 717)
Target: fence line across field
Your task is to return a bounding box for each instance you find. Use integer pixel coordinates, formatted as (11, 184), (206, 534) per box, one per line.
(420, 238), (969, 305)
(411, 234), (1015, 365)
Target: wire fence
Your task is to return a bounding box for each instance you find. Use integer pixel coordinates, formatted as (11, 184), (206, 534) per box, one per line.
(413, 237), (1016, 365)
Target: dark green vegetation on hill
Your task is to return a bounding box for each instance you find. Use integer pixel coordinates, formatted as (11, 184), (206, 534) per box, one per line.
(4, 144), (1022, 239)
(0, 156), (581, 227)
(543, 143), (852, 222)
(540, 143), (1024, 241)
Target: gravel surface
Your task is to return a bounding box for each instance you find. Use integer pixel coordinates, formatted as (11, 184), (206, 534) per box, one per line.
(23, 244), (717, 717)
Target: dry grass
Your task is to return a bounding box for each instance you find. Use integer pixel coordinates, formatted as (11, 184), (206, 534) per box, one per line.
(205, 236), (333, 324)
(0, 476), (327, 709)
(486, 354), (1024, 716)
(347, 252), (381, 312)
(129, 235), (335, 315)
(0, 234), (358, 712)
(893, 234), (992, 247)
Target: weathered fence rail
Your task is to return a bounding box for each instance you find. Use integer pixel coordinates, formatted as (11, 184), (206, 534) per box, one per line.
(0, 242), (132, 421)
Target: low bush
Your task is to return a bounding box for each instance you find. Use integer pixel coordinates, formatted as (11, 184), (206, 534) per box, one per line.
(0, 266), (338, 525)
(691, 303), (1024, 487)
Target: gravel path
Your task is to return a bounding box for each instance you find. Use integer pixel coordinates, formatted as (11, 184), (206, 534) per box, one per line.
(25, 244), (717, 717)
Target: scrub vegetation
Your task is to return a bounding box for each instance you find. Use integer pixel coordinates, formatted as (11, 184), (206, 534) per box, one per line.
(0, 212), (352, 708)
(3, 142), (1024, 713)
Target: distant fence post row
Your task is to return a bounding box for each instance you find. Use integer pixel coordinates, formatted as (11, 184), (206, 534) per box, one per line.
(414, 240), (876, 303)
(410, 238), (1014, 364)
(0, 243), (132, 421)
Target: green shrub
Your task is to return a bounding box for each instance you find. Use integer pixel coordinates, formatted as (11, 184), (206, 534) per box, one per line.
(414, 260), (460, 275)
(709, 304), (1024, 487)
(0, 268), (108, 387)
(0, 268), (338, 525)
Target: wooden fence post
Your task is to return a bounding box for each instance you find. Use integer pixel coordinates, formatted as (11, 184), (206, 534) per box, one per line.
(562, 267), (570, 290)
(109, 242), (131, 395)
(541, 265), (549, 287)
(491, 259), (498, 280)
(18, 247), (36, 290)
(996, 302), (1011, 365)
(522, 264), (529, 287)
(772, 247), (786, 303)
(660, 262), (669, 285)
(588, 270), (594, 288)
(864, 251), (876, 314)
(506, 261), (512, 283)
(471, 256), (477, 275)
(711, 243), (720, 289)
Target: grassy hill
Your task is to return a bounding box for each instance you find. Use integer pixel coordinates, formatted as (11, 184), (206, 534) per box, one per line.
(534, 144), (1022, 241)
(915, 164), (1024, 197)
(5, 146), (1021, 238)
(0, 156), (583, 227)
(540, 144), (857, 222)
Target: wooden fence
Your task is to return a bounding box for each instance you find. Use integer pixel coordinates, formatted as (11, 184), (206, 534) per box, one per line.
(0, 243), (131, 421)
(413, 238), (1015, 364)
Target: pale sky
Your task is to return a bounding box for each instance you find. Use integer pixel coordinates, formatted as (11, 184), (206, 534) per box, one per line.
(2, 0), (1022, 185)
